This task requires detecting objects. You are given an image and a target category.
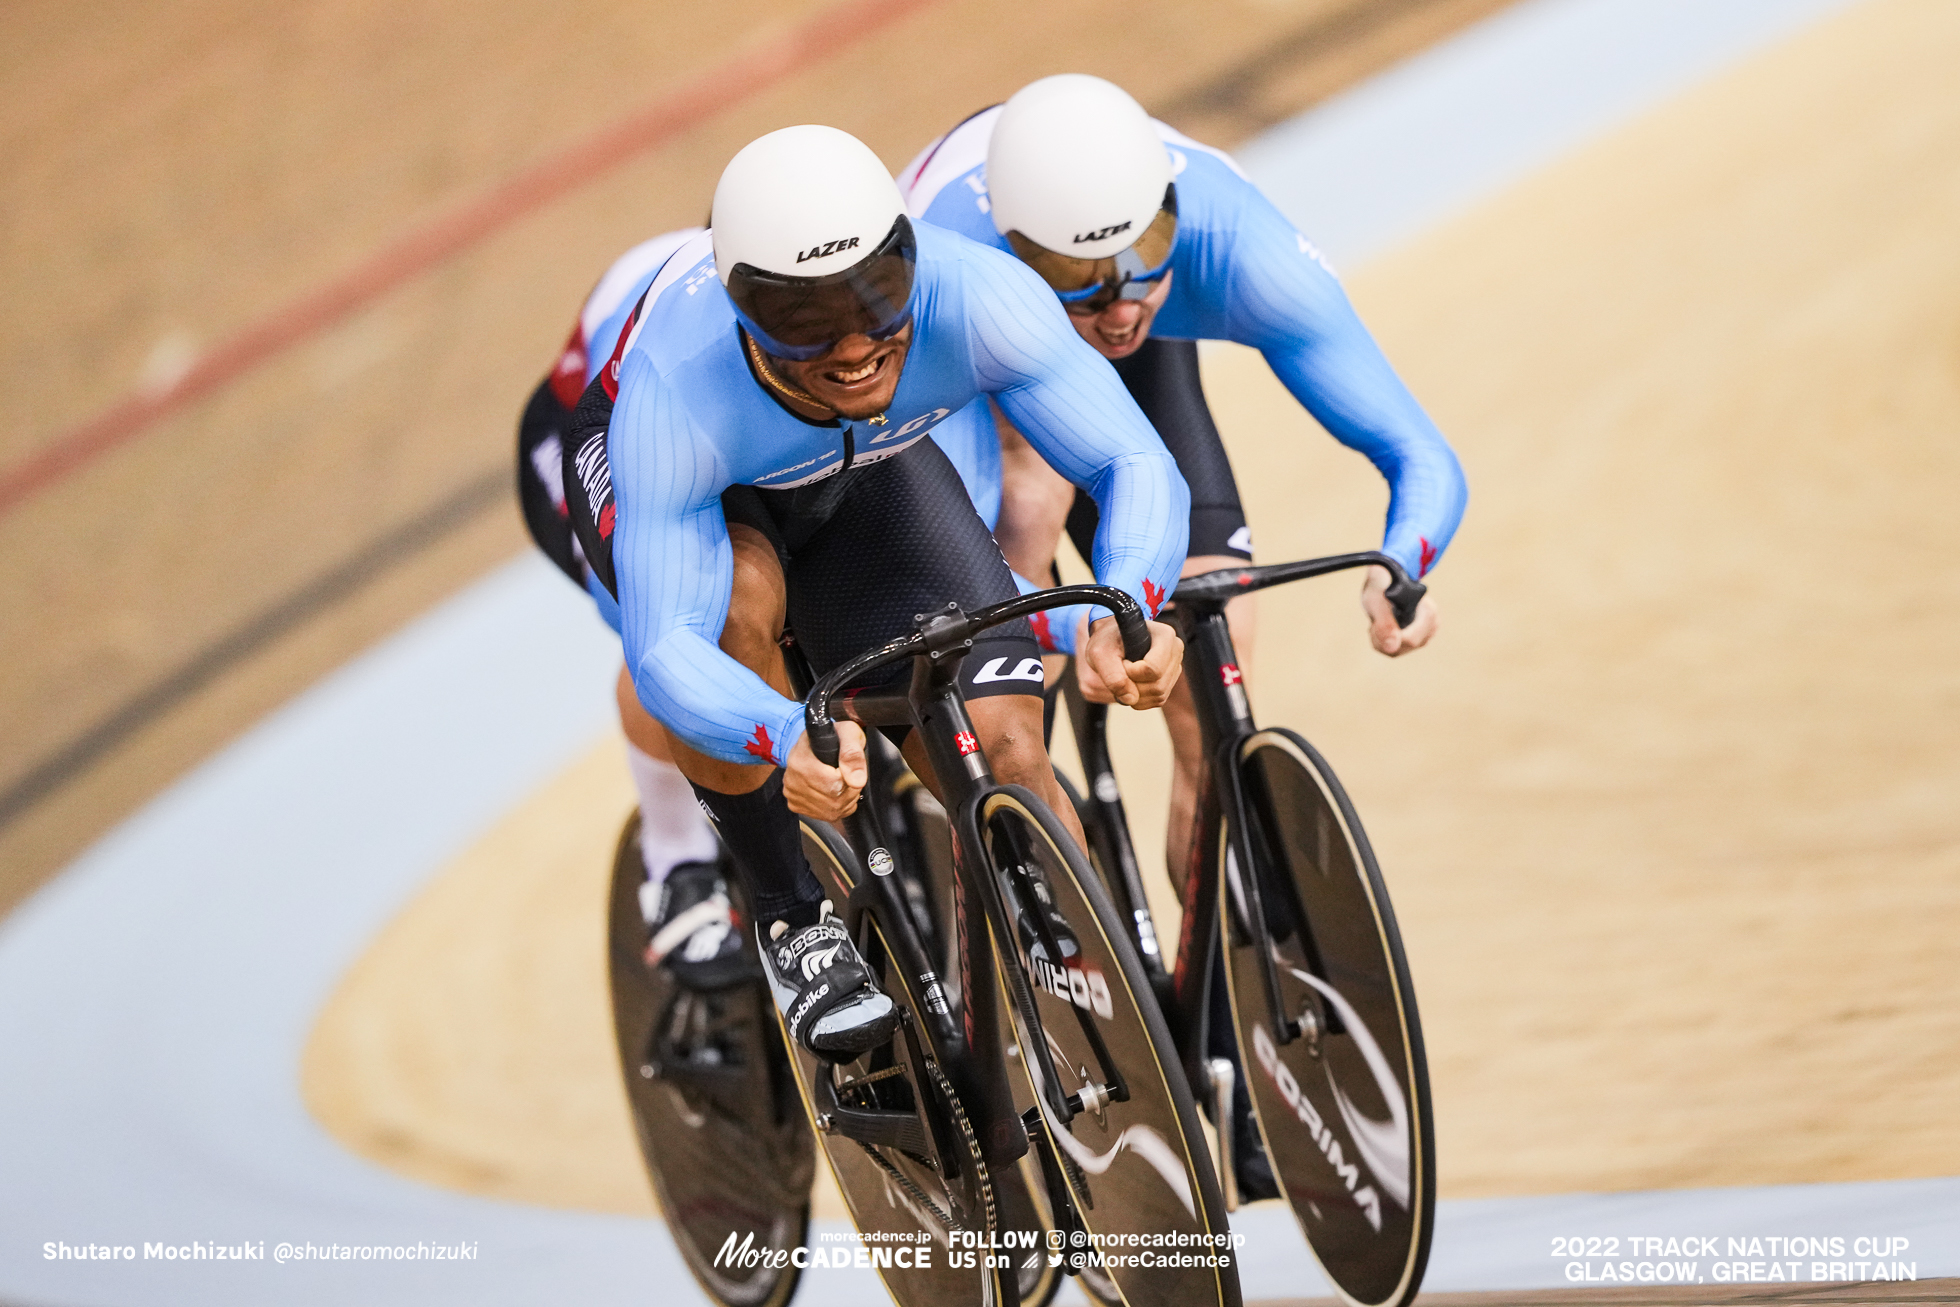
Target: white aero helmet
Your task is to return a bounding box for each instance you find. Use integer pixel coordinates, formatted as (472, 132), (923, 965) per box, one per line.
(986, 75), (1179, 311)
(712, 125), (917, 360)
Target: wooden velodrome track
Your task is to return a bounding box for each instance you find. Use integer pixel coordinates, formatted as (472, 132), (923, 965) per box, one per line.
(0, 0), (1509, 914)
(6, 0), (1960, 1302)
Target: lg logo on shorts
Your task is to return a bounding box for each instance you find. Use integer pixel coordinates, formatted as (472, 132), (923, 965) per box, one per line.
(972, 657), (1044, 685)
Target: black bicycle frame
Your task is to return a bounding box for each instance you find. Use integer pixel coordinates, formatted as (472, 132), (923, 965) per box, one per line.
(802, 586), (1154, 1169)
(1063, 677), (1171, 1002)
(1114, 551), (1425, 1101)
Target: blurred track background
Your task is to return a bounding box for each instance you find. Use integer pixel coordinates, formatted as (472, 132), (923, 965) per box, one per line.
(0, 0), (1508, 911)
(6, 0), (1960, 1301)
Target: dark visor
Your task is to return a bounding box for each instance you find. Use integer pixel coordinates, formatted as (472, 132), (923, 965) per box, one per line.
(726, 214), (918, 361)
(1006, 184), (1178, 315)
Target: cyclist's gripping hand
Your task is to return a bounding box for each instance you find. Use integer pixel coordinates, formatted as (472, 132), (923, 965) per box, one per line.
(1079, 617), (1183, 709)
(1362, 563), (1440, 656)
(785, 720), (868, 821)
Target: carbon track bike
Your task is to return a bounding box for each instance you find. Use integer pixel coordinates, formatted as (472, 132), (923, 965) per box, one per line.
(1061, 551), (1438, 1307)
(783, 584), (1243, 1307)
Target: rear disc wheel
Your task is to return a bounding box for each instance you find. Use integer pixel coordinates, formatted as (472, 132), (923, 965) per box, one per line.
(606, 814), (811, 1307)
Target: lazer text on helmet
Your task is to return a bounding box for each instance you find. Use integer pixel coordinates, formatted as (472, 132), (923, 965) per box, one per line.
(1073, 221), (1132, 244)
(795, 237), (862, 264)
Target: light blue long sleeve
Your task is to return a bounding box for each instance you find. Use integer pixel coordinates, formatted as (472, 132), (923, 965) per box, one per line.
(909, 113), (1466, 579)
(1182, 177), (1466, 577)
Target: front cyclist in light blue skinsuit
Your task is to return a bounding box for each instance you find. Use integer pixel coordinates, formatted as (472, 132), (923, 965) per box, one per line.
(516, 224), (1091, 998)
(567, 125), (1188, 1061)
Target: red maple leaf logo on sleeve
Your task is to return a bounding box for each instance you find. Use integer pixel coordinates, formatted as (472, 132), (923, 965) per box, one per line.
(1028, 609), (1055, 652)
(1142, 578), (1166, 616)
(1418, 537), (1438, 577)
(743, 723), (774, 760)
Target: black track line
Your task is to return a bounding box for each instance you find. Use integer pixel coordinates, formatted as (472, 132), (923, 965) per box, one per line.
(0, 468), (510, 833)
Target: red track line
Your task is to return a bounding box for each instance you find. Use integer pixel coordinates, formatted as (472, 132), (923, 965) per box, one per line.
(0, 0), (939, 520)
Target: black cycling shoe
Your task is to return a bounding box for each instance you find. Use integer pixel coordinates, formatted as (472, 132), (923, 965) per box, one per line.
(1205, 1051), (1285, 1205)
(642, 860), (754, 990)
(758, 903), (901, 1063)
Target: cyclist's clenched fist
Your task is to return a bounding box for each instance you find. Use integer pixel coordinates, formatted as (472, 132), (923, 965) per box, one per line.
(784, 720), (869, 822)
(1078, 617), (1183, 709)
(1361, 563), (1439, 657)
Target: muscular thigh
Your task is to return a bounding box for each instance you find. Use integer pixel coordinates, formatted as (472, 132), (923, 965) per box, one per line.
(782, 439), (1044, 705)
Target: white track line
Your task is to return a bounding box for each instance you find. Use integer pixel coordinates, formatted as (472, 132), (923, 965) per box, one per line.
(8, 2), (1939, 1305)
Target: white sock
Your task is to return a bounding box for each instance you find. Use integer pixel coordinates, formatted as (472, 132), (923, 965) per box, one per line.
(628, 744), (721, 905)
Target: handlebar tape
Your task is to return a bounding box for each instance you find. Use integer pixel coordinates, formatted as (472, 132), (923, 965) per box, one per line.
(809, 719), (840, 769)
(1384, 576), (1426, 629)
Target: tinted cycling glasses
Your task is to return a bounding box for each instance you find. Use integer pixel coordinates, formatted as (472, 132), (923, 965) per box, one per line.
(1006, 185), (1178, 316)
(725, 214), (917, 362)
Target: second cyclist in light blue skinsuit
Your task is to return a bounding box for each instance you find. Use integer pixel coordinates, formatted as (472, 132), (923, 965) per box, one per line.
(899, 78), (1468, 1200)
(902, 104), (1467, 584)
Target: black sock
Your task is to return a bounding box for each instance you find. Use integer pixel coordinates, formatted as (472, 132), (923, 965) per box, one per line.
(1205, 944), (1252, 1124)
(690, 770), (824, 929)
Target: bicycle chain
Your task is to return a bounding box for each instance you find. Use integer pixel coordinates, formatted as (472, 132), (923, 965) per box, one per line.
(848, 1056), (997, 1238)
(841, 1063), (909, 1090)
(855, 1139), (957, 1231)
(924, 1055), (997, 1236)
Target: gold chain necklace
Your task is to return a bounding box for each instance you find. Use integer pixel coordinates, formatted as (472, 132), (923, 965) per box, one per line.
(741, 330), (891, 426)
(743, 330), (831, 414)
